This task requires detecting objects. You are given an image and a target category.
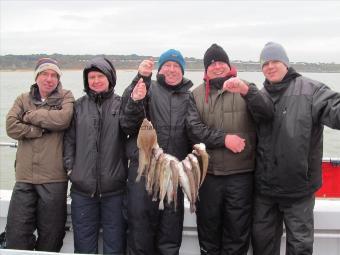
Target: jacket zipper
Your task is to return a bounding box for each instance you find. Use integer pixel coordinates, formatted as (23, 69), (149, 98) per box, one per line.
(218, 89), (224, 128)
(96, 103), (103, 198)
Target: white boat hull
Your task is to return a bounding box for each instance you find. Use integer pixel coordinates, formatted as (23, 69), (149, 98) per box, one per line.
(1, 190), (340, 254)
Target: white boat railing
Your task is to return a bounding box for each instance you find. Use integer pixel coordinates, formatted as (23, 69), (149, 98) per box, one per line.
(0, 142), (17, 148)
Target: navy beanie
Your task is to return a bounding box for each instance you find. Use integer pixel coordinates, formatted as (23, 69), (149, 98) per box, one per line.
(260, 42), (290, 68)
(203, 44), (230, 71)
(158, 49), (186, 74)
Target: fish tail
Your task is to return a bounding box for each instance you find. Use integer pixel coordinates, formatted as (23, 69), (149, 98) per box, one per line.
(159, 200), (164, 210)
(190, 203), (196, 213)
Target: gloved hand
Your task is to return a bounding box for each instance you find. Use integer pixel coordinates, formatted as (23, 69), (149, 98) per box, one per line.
(225, 134), (246, 153)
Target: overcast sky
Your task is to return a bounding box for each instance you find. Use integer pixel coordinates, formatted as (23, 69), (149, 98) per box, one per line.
(1, 1), (340, 63)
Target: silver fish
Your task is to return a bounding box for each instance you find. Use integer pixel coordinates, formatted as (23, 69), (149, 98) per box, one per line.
(178, 161), (192, 207)
(152, 153), (166, 201)
(159, 157), (171, 210)
(193, 143), (209, 186)
(169, 160), (180, 211)
(188, 154), (201, 193)
(146, 148), (163, 194)
(183, 157), (197, 213)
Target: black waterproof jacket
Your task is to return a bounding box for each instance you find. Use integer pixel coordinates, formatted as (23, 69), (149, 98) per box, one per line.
(63, 58), (127, 197)
(249, 68), (340, 198)
(121, 74), (194, 162)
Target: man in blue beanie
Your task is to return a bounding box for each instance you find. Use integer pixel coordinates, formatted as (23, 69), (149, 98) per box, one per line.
(224, 41), (340, 255)
(120, 49), (191, 255)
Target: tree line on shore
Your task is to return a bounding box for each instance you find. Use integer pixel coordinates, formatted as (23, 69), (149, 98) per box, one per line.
(1, 54), (340, 73)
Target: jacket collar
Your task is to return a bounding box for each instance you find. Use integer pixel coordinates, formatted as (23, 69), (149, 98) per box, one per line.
(29, 83), (63, 106)
(156, 73), (193, 92)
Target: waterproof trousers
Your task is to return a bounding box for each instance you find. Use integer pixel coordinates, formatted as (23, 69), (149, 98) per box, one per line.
(6, 182), (67, 251)
(196, 172), (253, 255)
(126, 162), (184, 255)
(252, 193), (315, 255)
(71, 192), (126, 254)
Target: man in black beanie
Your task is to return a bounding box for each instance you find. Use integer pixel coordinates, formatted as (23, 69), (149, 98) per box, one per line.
(224, 41), (340, 255)
(186, 43), (272, 255)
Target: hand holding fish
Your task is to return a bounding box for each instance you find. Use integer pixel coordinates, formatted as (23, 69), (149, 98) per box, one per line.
(223, 77), (249, 96)
(131, 78), (147, 101)
(138, 58), (154, 77)
(225, 134), (246, 153)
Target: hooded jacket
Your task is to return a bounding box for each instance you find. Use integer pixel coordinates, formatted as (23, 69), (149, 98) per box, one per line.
(6, 83), (74, 183)
(63, 58), (127, 197)
(251, 68), (340, 198)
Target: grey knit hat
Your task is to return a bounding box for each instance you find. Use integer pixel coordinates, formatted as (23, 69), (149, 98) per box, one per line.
(34, 58), (62, 81)
(260, 42), (289, 68)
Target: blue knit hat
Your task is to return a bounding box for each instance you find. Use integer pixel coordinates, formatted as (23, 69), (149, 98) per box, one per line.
(260, 42), (290, 68)
(158, 49), (186, 74)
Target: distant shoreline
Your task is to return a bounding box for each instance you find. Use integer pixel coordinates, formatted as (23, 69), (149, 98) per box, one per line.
(0, 68), (205, 72)
(1, 68), (339, 73)
(1, 55), (340, 73)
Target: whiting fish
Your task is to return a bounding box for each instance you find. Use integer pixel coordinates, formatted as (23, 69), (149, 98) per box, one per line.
(187, 154), (201, 194)
(183, 157), (197, 213)
(159, 157), (171, 210)
(178, 161), (192, 207)
(152, 153), (166, 201)
(193, 143), (209, 186)
(169, 160), (180, 211)
(146, 148), (163, 195)
(137, 138), (209, 213)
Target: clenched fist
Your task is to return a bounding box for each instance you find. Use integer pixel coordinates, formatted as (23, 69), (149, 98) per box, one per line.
(138, 59), (154, 77)
(223, 77), (249, 96)
(131, 78), (147, 101)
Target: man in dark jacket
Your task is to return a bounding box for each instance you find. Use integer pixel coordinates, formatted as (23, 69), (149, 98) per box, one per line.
(6, 58), (74, 251)
(63, 57), (127, 254)
(121, 49), (193, 255)
(225, 42), (340, 255)
(186, 44), (258, 255)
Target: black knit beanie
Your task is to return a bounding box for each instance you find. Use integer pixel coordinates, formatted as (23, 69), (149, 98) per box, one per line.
(203, 43), (230, 71)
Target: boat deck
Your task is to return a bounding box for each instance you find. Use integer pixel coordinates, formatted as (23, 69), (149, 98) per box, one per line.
(1, 190), (340, 254)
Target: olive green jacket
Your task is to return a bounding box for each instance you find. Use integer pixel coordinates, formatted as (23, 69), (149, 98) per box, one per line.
(6, 83), (74, 184)
(192, 82), (256, 175)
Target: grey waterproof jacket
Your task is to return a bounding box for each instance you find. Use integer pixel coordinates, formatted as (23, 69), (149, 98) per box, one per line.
(121, 74), (193, 162)
(63, 58), (127, 197)
(250, 69), (340, 198)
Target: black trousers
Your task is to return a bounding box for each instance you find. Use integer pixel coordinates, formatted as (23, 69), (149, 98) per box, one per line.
(6, 182), (67, 251)
(252, 193), (315, 255)
(126, 162), (184, 255)
(71, 192), (126, 254)
(196, 172), (253, 255)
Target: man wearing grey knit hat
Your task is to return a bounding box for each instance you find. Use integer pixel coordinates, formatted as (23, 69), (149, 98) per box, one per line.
(225, 42), (340, 255)
(5, 57), (74, 251)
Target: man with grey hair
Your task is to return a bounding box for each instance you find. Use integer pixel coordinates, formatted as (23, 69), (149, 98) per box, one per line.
(224, 41), (340, 254)
(5, 58), (74, 251)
